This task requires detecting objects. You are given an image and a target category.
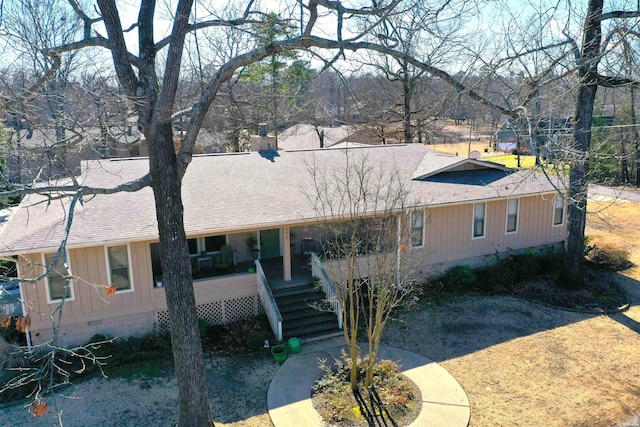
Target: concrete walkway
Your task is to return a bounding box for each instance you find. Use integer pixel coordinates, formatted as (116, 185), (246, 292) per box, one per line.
(267, 338), (470, 427)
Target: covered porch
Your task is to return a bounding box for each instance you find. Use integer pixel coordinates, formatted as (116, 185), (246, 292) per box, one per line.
(259, 255), (313, 290)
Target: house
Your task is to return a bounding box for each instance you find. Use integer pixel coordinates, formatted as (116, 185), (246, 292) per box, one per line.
(0, 144), (566, 346)
(494, 118), (574, 155)
(277, 124), (359, 150)
(495, 128), (519, 152)
(3, 124), (147, 185)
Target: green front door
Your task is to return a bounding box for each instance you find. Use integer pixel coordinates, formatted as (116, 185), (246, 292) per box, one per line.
(260, 229), (280, 259)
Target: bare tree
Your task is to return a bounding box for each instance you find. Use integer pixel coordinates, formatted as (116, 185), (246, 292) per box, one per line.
(305, 150), (417, 417)
(0, 0), (88, 176)
(0, 1), (421, 424)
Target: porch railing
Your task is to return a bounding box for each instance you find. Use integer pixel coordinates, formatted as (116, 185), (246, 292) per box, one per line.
(310, 253), (343, 330)
(255, 260), (283, 342)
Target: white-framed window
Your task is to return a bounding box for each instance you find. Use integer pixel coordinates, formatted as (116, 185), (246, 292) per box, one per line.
(473, 203), (486, 239)
(43, 252), (74, 303)
(105, 244), (134, 292)
(506, 199), (519, 234)
(410, 210), (424, 247)
(553, 194), (565, 226)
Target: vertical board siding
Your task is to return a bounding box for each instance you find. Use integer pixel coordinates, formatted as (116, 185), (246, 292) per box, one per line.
(21, 243), (155, 331)
(422, 195), (564, 265)
(153, 273), (258, 311)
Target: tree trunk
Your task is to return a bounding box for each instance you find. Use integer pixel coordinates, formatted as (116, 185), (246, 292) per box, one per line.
(563, 0), (602, 289)
(149, 121), (214, 426)
(631, 87), (640, 186)
(402, 63), (412, 144)
(620, 133), (630, 183)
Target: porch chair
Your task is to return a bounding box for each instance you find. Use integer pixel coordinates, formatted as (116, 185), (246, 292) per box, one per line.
(214, 244), (234, 272)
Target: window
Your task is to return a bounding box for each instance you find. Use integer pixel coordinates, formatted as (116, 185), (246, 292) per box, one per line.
(187, 238), (199, 256)
(473, 203), (486, 238)
(187, 235), (227, 256)
(106, 245), (133, 291)
(204, 235), (226, 253)
(410, 210), (424, 247)
(553, 194), (564, 226)
(506, 199), (519, 233)
(43, 252), (73, 302)
(150, 243), (163, 277)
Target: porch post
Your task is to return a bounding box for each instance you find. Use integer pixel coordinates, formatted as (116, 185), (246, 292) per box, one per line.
(283, 226), (292, 281)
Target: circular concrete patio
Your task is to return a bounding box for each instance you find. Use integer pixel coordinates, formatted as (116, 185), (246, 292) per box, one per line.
(267, 340), (470, 427)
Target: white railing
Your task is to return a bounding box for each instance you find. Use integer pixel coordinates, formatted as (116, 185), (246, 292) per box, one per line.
(311, 253), (343, 330)
(255, 260), (283, 342)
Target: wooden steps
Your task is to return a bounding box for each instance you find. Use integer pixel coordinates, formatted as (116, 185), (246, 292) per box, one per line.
(271, 282), (341, 341)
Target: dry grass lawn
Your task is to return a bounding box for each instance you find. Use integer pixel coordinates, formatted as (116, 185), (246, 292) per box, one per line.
(383, 198), (640, 427)
(427, 141), (493, 157)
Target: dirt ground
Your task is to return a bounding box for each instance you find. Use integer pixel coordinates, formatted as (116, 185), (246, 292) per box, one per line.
(2, 198), (640, 427)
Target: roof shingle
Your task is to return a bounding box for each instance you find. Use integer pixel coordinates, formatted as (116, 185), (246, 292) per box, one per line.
(0, 144), (561, 255)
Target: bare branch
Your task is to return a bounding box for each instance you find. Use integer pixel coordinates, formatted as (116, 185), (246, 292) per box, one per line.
(0, 174), (151, 200)
(96, 0), (140, 96)
(67, 0), (102, 39)
(593, 72), (640, 88)
(1, 52), (61, 110)
(153, 0), (194, 124)
(600, 10), (640, 21)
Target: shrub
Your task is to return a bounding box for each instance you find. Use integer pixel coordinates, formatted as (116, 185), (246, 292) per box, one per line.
(510, 253), (542, 277)
(220, 316), (272, 354)
(0, 343), (33, 403)
(246, 330), (267, 350)
(85, 332), (172, 367)
(440, 265), (476, 292)
(475, 265), (516, 294)
(0, 316), (28, 346)
(201, 323), (224, 349)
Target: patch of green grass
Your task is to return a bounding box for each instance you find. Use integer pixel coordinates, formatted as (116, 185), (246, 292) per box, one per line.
(485, 154), (537, 169)
(106, 359), (173, 379)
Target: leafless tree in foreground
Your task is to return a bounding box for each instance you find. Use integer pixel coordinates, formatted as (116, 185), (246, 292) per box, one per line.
(305, 150), (418, 415)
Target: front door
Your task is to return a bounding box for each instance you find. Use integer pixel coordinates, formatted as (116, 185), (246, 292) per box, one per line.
(260, 229), (280, 259)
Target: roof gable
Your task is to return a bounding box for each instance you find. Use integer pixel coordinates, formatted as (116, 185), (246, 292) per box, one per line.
(412, 155), (512, 180)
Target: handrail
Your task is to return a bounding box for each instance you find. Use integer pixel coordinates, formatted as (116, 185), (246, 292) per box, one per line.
(310, 253), (343, 330)
(255, 260), (283, 342)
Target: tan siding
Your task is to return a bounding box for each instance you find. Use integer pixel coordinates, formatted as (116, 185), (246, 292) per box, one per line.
(422, 195), (565, 266)
(18, 254), (47, 323)
(19, 240), (258, 345)
(20, 242), (157, 331)
(131, 241), (153, 306)
(153, 273), (257, 311)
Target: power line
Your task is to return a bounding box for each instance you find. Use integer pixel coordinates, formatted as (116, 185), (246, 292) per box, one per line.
(594, 123), (640, 129)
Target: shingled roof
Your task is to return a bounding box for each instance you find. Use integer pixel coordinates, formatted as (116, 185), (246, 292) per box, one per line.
(0, 144), (560, 256)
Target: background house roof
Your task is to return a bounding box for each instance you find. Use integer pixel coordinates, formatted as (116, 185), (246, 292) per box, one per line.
(277, 124), (359, 150)
(0, 144), (562, 255)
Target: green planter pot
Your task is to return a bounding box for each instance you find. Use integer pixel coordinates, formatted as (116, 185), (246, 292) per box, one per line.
(287, 337), (301, 354)
(271, 344), (288, 363)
